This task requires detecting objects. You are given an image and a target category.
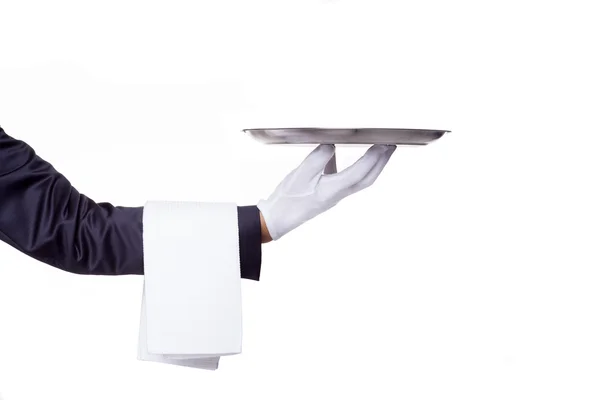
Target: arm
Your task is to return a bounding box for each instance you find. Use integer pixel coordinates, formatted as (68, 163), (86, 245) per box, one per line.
(0, 126), (263, 280)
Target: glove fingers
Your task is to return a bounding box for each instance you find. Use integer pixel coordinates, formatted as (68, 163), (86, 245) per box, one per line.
(346, 145), (396, 195)
(296, 144), (336, 181)
(322, 144), (389, 190)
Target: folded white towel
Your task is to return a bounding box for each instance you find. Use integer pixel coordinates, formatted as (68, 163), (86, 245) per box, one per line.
(138, 201), (242, 370)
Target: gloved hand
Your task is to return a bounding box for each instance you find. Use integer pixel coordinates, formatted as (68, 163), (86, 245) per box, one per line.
(258, 144), (396, 241)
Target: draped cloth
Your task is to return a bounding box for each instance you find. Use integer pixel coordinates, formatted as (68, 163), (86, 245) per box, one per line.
(137, 201), (243, 370)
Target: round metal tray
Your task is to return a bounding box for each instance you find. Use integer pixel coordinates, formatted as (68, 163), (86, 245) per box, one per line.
(243, 128), (450, 145)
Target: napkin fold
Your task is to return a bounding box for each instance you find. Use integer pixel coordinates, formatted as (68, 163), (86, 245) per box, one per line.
(138, 201), (242, 370)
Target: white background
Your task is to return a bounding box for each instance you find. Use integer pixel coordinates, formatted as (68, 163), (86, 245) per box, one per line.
(1, 0), (600, 399)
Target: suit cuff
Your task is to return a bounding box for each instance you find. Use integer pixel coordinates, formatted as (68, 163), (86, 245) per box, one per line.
(237, 205), (262, 281)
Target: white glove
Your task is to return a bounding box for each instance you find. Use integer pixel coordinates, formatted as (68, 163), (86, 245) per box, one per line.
(258, 144), (396, 240)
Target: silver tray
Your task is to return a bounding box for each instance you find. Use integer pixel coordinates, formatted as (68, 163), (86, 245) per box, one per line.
(243, 128), (450, 145)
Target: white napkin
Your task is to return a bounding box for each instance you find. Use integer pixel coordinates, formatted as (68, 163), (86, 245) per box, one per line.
(137, 201), (242, 370)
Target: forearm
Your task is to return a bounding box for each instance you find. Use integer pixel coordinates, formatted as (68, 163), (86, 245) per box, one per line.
(0, 126), (263, 279)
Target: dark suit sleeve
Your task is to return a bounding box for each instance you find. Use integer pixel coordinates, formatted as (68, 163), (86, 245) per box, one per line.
(0, 126), (262, 280)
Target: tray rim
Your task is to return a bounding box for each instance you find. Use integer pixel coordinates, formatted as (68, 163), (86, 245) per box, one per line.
(243, 127), (451, 133)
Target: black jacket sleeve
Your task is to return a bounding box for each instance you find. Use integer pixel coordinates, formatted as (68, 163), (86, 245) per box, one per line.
(0, 126), (262, 280)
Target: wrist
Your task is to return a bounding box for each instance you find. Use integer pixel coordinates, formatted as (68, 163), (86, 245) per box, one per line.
(260, 211), (273, 243)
